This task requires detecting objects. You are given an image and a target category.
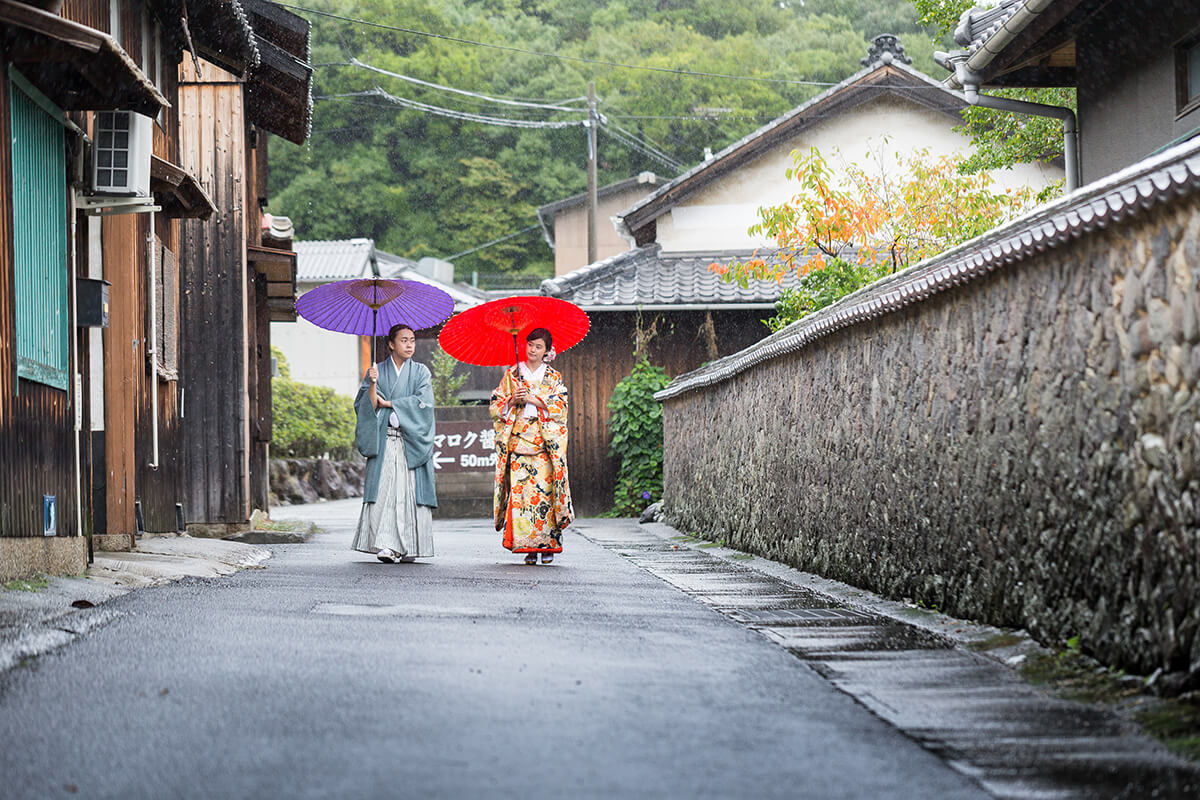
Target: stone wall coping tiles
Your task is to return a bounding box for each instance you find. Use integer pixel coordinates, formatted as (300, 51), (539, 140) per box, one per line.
(655, 135), (1200, 402)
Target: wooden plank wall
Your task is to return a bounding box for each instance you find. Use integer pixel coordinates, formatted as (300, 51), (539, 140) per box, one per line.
(552, 309), (772, 515)
(100, 215), (139, 535)
(0, 64), (79, 538)
(177, 59), (250, 525)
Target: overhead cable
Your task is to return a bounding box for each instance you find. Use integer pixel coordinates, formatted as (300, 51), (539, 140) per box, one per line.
(447, 224), (543, 261)
(604, 120), (683, 169)
(597, 124), (685, 174)
(321, 88), (586, 129)
(348, 59), (587, 112)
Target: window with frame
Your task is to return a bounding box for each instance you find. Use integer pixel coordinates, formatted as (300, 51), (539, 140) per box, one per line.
(9, 73), (69, 391)
(1177, 33), (1200, 116)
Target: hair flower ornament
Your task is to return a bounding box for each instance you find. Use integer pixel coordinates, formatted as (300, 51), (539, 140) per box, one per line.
(544, 348), (557, 363)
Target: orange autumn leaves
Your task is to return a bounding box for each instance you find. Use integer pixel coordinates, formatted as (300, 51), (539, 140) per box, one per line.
(712, 146), (1037, 286)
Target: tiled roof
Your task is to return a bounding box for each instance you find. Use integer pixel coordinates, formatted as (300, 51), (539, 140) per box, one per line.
(294, 239), (376, 282)
(617, 57), (965, 239)
(656, 135), (1200, 401)
(540, 245), (800, 308)
(953, 0), (1029, 56)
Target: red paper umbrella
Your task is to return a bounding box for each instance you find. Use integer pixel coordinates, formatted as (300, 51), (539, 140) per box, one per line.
(438, 295), (590, 367)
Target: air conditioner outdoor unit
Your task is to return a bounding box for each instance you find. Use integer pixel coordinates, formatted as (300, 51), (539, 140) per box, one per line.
(91, 111), (152, 196)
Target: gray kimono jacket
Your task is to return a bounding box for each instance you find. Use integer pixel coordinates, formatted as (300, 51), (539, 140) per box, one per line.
(354, 357), (437, 507)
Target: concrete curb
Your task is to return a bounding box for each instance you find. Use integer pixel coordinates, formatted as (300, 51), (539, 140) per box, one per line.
(0, 536), (270, 675)
(635, 520), (1053, 670)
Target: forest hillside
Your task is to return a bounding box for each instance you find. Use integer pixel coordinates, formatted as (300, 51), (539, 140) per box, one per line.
(270, 0), (944, 282)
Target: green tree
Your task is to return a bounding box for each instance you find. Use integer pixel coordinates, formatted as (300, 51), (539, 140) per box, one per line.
(269, 0), (931, 275)
(717, 146), (1035, 328)
(429, 346), (468, 405)
(270, 348), (357, 460)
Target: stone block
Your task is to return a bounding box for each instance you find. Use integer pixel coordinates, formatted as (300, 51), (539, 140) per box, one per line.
(0, 536), (88, 581)
(92, 533), (135, 552)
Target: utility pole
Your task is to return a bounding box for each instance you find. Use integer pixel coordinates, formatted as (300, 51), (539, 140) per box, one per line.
(586, 81), (598, 265)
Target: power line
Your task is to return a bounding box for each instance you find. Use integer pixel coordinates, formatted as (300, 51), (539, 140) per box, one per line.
(598, 124), (686, 174)
(447, 224), (542, 261)
(603, 120), (684, 170)
(346, 59), (587, 112)
(320, 88), (586, 129)
(275, 2), (842, 88)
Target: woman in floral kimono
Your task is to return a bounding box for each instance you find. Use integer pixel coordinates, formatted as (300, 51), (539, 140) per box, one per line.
(489, 327), (574, 564)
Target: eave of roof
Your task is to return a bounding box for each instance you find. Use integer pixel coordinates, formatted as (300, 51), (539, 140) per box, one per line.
(941, 0), (1085, 88)
(0, 0), (168, 117)
(150, 155), (217, 219)
(618, 62), (968, 240)
(181, 0), (260, 76)
(243, 0), (313, 144)
(656, 133), (1200, 402)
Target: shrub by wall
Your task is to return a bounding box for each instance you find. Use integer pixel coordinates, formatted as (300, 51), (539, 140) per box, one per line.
(272, 377), (356, 461)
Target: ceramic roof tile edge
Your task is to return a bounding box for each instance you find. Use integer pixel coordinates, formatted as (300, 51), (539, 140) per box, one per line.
(616, 59), (967, 235)
(539, 244), (661, 297)
(229, 0), (262, 70)
(655, 135), (1200, 402)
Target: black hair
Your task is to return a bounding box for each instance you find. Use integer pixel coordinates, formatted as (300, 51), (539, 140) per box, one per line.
(526, 327), (553, 350)
(387, 323), (415, 342)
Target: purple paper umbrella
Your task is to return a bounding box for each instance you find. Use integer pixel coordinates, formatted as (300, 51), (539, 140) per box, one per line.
(295, 278), (455, 341)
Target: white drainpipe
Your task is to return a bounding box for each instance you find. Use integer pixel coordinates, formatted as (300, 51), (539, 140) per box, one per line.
(70, 193), (82, 540)
(146, 208), (159, 470)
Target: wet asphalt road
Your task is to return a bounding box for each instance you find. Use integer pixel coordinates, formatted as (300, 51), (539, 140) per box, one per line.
(0, 501), (986, 799)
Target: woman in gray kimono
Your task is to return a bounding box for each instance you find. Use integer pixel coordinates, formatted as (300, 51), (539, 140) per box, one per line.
(352, 323), (437, 562)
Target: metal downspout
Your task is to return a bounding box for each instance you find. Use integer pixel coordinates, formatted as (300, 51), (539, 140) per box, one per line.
(70, 191), (83, 544)
(949, 57), (1080, 192)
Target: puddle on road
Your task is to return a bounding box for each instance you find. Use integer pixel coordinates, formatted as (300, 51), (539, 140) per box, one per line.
(578, 525), (1200, 800)
(311, 603), (493, 618)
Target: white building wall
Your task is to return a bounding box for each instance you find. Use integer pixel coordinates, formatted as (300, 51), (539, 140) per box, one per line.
(655, 95), (1062, 252)
(270, 310), (363, 399)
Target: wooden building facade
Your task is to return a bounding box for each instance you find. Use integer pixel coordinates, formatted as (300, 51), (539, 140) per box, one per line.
(0, 0), (308, 580)
(177, 0), (311, 533)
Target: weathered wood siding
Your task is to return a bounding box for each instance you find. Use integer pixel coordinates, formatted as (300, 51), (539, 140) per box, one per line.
(0, 66), (79, 538)
(100, 214), (139, 535)
(553, 309), (771, 515)
(177, 60), (250, 525)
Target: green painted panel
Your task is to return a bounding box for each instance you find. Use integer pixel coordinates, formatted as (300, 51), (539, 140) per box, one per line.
(10, 78), (68, 391)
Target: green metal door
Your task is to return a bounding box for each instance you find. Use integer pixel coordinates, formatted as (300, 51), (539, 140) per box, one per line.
(10, 71), (69, 390)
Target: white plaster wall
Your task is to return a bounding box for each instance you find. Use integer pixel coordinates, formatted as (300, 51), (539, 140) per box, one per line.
(270, 313), (363, 399)
(655, 95), (1063, 252)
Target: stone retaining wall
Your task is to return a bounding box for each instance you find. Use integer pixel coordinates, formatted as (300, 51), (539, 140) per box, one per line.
(660, 150), (1200, 683)
(270, 458), (365, 506)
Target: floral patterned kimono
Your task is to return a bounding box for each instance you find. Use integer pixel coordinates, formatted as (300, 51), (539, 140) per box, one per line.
(489, 364), (574, 553)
